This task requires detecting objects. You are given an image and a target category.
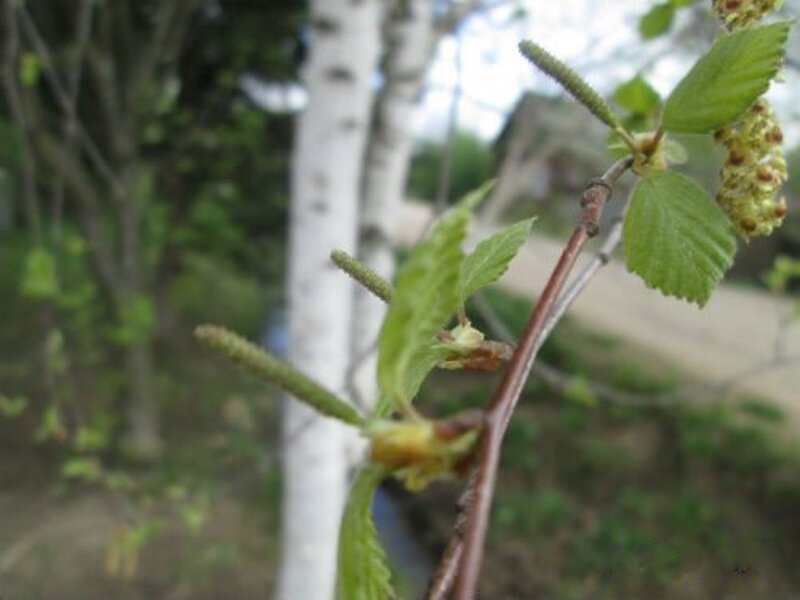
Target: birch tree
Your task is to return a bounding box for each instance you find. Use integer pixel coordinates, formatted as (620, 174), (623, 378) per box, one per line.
(277, 1), (381, 598)
(352, 0), (501, 416)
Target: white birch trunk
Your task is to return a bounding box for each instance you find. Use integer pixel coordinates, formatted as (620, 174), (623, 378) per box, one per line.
(277, 1), (380, 599)
(350, 0), (436, 422)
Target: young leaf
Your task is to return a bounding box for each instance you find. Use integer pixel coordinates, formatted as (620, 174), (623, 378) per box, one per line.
(639, 3), (675, 39)
(613, 75), (661, 115)
(518, 40), (621, 129)
(337, 467), (392, 600)
(377, 185), (489, 411)
(662, 21), (791, 133)
(460, 217), (535, 302)
(623, 170), (736, 307)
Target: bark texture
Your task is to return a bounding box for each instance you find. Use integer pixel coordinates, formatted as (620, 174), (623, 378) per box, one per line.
(277, 1), (381, 598)
(351, 0), (437, 421)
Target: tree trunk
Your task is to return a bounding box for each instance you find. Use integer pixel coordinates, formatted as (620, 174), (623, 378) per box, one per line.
(277, 1), (381, 598)
(121, 337), (162, 460)
(351, 0), (436, 418)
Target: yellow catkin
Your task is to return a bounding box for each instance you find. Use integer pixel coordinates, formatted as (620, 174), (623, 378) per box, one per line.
(712, 0), (782, 29)
(712, 0), (787, 238)
(715, 99), (788, 237)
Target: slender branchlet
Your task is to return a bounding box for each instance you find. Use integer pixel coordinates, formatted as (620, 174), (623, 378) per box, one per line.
(330, 249), (394, 303)
(194, 324), (366, 428)
(518, 40), (622, 130)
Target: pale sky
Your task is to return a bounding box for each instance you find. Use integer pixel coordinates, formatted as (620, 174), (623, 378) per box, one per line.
(415, 1), (799, 145)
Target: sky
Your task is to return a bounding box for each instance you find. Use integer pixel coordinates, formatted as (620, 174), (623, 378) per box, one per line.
(415, 0), (800, 145)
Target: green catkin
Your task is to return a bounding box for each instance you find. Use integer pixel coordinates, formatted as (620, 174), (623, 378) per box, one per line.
(330, 249), (393, 303)
(712, 0), (788, 238)
(194, 324), (366, 427)
(518, 40), (620, 129)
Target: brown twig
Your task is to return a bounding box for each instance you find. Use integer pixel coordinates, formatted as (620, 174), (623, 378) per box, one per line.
(432, 157), (631, 599)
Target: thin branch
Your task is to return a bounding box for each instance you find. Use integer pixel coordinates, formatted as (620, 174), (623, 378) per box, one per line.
(446, 157), (632, 600)
(536, 187), (633, 351)
(426, 475), (474, 600)
(127, 0), (199, 106)
(1, 0), (42, 245)
(17, 6), (124, 196)
(36, 134), (123, 294)
(52, 0), (95, 240)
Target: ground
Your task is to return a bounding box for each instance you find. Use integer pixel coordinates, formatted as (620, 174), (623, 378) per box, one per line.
(2, 268), (800, 598)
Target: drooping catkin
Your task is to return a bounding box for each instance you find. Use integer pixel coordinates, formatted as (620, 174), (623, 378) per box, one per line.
(712, 0), (783, 30)
(712, 0), (788, 238)
(715, 99), (787, 237)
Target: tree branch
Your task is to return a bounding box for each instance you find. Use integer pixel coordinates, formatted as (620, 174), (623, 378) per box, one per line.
(1, 0), (42, 244)
(438, 157), (632, 599)
(127, 0), (199, 106)
(36, 134), (124, 296)
(17, 6), (124, 197)
(52, 0), (95, 239)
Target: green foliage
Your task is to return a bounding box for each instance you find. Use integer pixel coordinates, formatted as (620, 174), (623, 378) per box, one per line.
(377, 191), (478, 412)
(764, 255), (800, 293)
(61, 457), (103, 482)
(563, 375), (597, 408)
(613, 75), (661, 116)
(109, 294), (156, 346)
(0, 394), (28, 418)
(495, 489), (574, 535)
(638, 3), (675, 39)
(661, 21), (791, 133)
(623, 170), (736, 306)
(407, 130), (493, 202)
(20, 248), (59, 300)
(518, 40), (621, 129)
(460, 217), (535, 302)
(169, 254), (267, 337)
(19, 52), (42, 87)
(570, 513), (676, 580)
(337, 467), (393, 600)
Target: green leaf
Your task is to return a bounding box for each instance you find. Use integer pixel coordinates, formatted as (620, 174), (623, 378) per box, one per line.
(662, 21), (791, 133)
(377, 185), (487, 411)
(623, 170), (736, 306)
(613, 75), (661, 115)
(337, 467), (392, 600)
(372, 346), (453, 419)
(639, 3), (675, 39)
(460, 217), (535, 302)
